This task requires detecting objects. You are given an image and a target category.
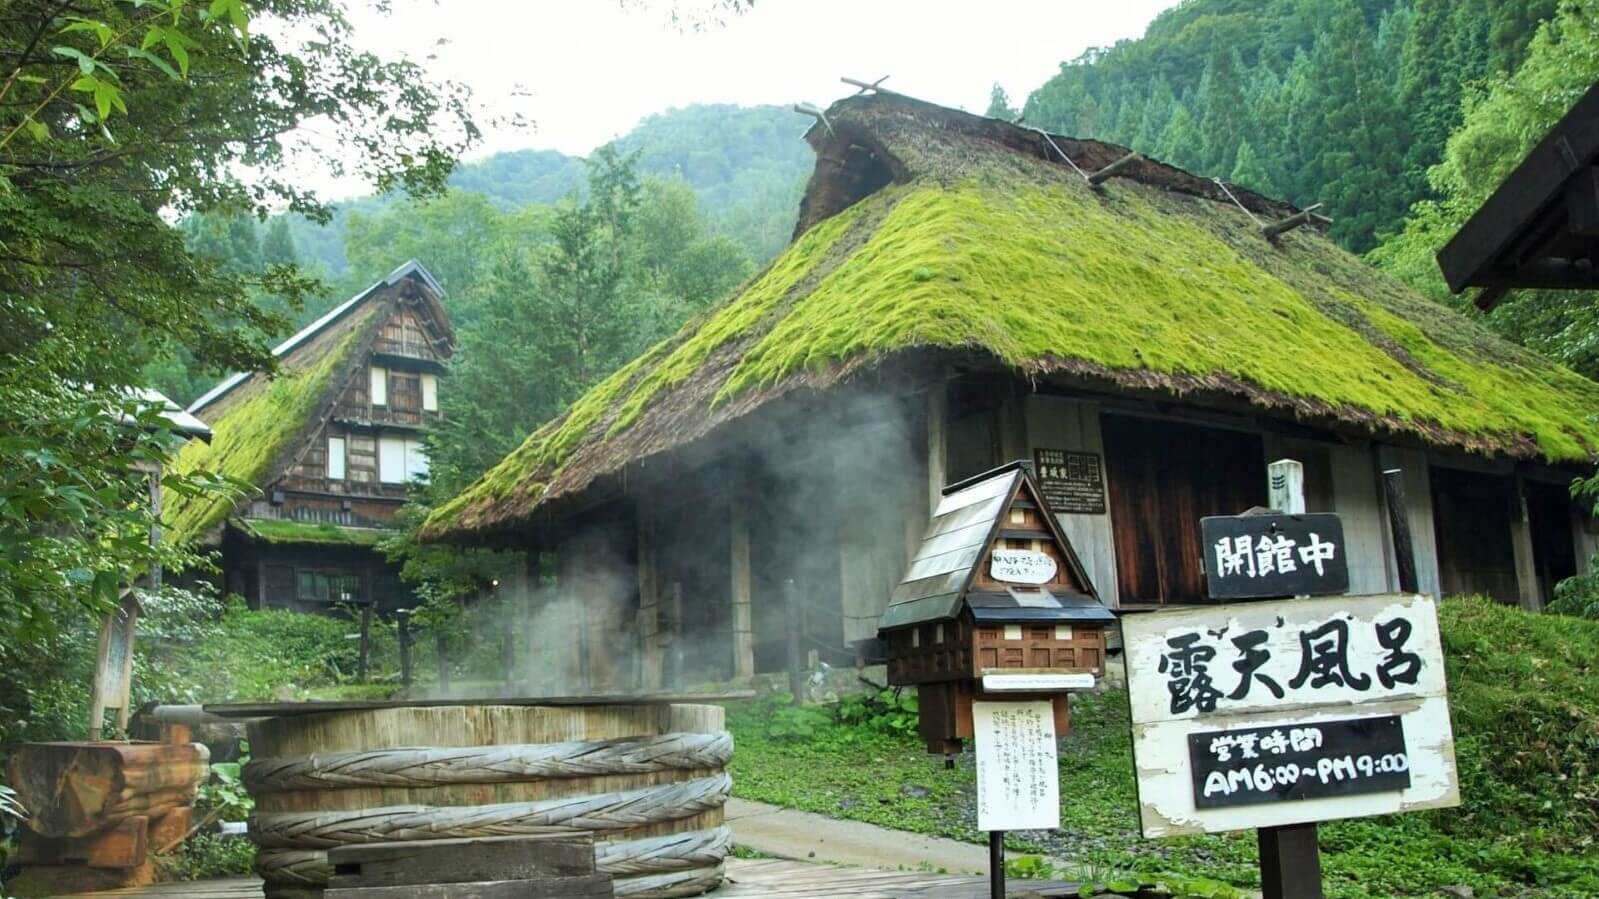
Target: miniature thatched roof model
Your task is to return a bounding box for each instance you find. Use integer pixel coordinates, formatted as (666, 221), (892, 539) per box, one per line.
(880, 461), (1112, 632)
(165, 261), (446, 545)
(422, 92), (1599, 544)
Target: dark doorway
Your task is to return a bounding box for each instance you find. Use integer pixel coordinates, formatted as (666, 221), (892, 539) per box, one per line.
(1102, 414), (1268, 604)
(1430, 467), (1518, 603)
(1526, 479), (1579, 604)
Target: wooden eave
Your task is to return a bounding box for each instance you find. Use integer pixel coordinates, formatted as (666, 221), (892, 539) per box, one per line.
(1437, 82), (1599, 308)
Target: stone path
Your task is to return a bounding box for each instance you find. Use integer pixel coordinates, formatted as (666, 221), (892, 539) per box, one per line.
(726, 797), (1068, 876)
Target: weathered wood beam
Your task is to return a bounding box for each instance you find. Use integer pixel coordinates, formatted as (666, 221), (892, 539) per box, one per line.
(1262, 204), (1332, 240)
(730, 492), (754, 679)
(1087, 152), (1140, 187)
(1508, 474), (1544, 612)
(792, 102), (832, 137)
(841, 75), (891, 95)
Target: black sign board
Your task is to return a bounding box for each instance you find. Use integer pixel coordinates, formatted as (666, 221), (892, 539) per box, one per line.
(1200, 512), (1348, 599)
(1033, 448), (1106, 514)
(1187, 715), (1410, 809)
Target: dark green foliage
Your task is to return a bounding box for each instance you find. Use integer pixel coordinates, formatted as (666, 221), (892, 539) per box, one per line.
(1022, 0), (1559, 252)
(153, 833), (257, 882)
(1551, 559), (1599, 619)
(726, 598), (1599, 897)
(280, 104), (811, 282)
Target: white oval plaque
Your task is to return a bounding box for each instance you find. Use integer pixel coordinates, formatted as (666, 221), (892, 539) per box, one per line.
(990, 549), (1057, 585)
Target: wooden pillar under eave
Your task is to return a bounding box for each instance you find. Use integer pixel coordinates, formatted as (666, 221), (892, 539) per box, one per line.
(730, 490), (755, 680)
(1509, 474), (1544, 611)
(927, 383), (947, 515)
(638, 499), (663, 691)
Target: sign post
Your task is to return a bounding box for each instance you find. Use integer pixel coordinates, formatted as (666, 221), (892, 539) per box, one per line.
(974, 699), (1062, 899)
(1122, 459), (1460, 899)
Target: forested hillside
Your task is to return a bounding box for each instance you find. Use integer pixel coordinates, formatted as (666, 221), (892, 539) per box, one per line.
(1020, 0), (1556, 253)
(283, 103), (811, 280)
(1018, 0), (1599, 380)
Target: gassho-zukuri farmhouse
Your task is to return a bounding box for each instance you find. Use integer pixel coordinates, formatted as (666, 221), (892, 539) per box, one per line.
(393, 91), (1599, 692)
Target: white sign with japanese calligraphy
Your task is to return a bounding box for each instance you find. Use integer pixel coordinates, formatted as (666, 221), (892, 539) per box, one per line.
(1121, 593), (1459, 837)
(989, 549), (1058, 585)
(974, 700), (1060, 831)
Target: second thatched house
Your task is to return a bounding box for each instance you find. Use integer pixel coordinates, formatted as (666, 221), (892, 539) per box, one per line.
(422, 92), (1599, 692)
(170, 261), (453, 614)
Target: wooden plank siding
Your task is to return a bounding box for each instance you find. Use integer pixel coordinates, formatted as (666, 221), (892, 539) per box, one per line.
(1022, 396), (1119, 606)
(1100, 413), (1267, 605)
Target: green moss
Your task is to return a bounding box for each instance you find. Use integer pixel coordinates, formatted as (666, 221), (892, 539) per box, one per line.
(721, 177), (1599, 456)
(165, 327), (366, 544)
(426, 120), (1599, 538)
(606, 202), (867, 436)
(238, 518), (388, 546)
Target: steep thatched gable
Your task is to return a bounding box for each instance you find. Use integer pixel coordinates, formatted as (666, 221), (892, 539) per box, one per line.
(166, 262), (445, 545)
(421, 93), (1599, 544)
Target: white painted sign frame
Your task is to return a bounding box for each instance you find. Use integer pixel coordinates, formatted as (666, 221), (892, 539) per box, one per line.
(974, 700), (1060, 831)
(1121, 593), (1460, 837)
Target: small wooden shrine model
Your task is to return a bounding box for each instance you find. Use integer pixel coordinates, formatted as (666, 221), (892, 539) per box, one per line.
(880, 460), (1115, 754)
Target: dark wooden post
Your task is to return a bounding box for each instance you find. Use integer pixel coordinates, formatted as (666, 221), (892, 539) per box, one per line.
(988, 831), (1005, 899)
(1382, 468), (1421, 594)
(1257, 459), (1324, 899)
(397, 612), (413, 688)
(357, 601), (372, 683)
(1260, 824), (1325, 899)
(785, 579), (805, 703)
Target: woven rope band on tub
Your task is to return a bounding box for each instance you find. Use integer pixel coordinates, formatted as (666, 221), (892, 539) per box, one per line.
(244, 731), (734, 792)
(254, 826), (733, 886)
(614, 863), (727, 898)
(250, 772), (732, 849)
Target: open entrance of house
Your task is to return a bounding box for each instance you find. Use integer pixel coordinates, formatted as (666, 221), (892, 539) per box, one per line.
(1101, 413), (1267, 604)
(1430, 466), (1518, 603)
(1526, 478), (1578, 604)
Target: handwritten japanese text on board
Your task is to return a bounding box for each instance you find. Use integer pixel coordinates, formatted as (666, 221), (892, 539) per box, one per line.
(990, 549), (1057, 585)
(1121, 594), (1459, 836)
(1033, 449), (1105, 514)
(1200, 513), (1349, 598)
(1188, 715), (1411, 808)
(974, 701), (1060, 831)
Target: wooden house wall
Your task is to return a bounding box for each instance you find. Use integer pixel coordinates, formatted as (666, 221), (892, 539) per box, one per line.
(373, 307), (445, 361)
(1022, 395), (1119, 605)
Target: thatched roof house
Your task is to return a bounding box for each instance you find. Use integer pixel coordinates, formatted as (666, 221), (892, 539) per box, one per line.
(170, 261), (452, 613)
(425, 92), (1599, 691)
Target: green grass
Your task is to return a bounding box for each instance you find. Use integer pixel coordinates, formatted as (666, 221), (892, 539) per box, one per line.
(725, 598), (1599, 898)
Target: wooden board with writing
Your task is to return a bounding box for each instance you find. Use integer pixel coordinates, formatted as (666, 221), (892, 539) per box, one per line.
(974, 700), (1060, 831)
(1120, 593), (1459, 837)
(1033, 449), (1106, 515)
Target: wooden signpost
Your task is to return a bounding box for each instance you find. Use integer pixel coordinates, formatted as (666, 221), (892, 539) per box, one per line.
(881, 461), (1116, 899)
(1122, 459), (1460, 899)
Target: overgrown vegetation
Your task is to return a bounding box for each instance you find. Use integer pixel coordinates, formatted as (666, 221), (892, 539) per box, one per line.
(726, 598), (1599, 898)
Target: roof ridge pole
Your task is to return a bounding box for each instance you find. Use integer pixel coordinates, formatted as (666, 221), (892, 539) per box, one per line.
(1262, 203), (1335, 241)
(1087, 152), (1141, 188)
(793, 102), (834, 137)
(841, 75), (891, 95)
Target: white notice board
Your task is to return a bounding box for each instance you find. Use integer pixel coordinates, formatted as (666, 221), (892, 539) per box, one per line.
(1121, 593), (1460, 837)
(974, 700), (1060, 831)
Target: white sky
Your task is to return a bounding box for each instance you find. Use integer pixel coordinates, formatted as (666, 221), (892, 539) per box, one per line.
(310, 0), (1179, 199)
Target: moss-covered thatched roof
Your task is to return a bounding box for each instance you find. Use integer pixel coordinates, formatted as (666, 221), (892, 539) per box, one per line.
(233, 519), (389, 546)
(166, 261), (446, 545)
(422, 93), (1599, 544)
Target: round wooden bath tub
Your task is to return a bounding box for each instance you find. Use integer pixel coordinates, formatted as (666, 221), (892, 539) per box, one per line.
(241, 703), (731, 899)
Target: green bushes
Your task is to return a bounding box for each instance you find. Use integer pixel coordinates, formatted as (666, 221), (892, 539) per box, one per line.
(1550, 558), (1599, 619)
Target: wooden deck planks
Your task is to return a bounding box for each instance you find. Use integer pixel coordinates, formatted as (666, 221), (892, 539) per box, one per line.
(49, 860), (1079, 898)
